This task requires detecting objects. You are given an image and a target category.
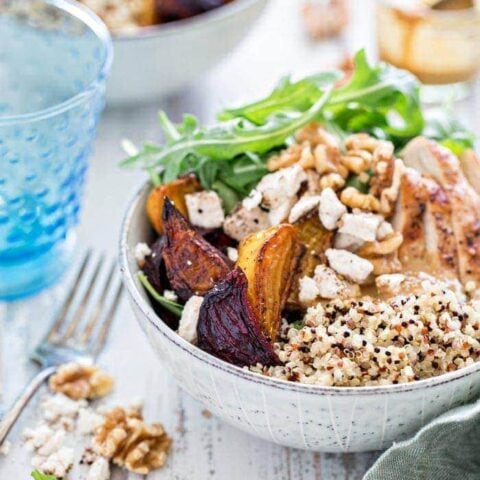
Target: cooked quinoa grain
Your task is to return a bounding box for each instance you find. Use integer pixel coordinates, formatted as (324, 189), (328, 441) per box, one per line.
(250, 284), (480, 386)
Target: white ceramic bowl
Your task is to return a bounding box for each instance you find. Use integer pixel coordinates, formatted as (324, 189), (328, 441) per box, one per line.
(119, 182), (480, 452)
(107, 0), (267, 105)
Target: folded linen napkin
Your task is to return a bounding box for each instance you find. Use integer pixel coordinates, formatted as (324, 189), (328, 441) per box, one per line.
(364, 398), (480, 480)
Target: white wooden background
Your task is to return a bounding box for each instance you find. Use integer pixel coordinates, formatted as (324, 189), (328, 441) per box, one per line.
(1, 0), (461, 477)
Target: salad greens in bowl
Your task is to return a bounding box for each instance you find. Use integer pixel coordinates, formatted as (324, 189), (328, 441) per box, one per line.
(119, 50), (480, 451)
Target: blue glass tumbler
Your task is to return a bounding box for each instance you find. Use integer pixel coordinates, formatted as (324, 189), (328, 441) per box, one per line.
(0, 1), (112, 300)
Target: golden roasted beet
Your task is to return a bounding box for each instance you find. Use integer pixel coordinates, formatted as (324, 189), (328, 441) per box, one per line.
(146, 174), (201, 234)
(287, 212), (334, 309)
(236, 225), (302, 341)
(197, 268), (278, 367)
(162, 198), (232, 301)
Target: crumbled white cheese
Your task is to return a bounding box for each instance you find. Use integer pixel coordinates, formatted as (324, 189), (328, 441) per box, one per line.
(313, 265), (350, 299)
(23, 424), (57, 452)
(185, 191), (225, 229)
(134, 242), (151, 266)
(376, 220), (394, 240)
(41, 393), (87, 426)
(0, 440), (11, 456)
(338, 212), (382, 242)
(268, 197), (296, 225)
(298, 276), (320, 304)
(227, 247), (239, 262)
(288, 195), (321, 223)
(223, 206), (270, 242)
(242, 189), (262, 210)
(87, 456), (110, 480)
(325, 248), (373, 283)
(35, 446), (75, 479)
(77, 408), (104, 436)
(163, 289), (178, 302)
(376, 274), (406, 295)
(319, 188), (347, 230)
(256, 164), (307, 209)
(333, 232), (364, 251)
(178, 295), (204, 343)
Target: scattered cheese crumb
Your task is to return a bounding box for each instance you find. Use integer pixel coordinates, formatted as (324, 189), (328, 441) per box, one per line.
(227, 247), (239, 262)
(36, 446), (75, 479)
(325, 248), (373, 283)
(185, 191), (225, 229)
(338, 212), (382, 242)
(319, 188), (346, 230)
(134, 242), (151, 266)
(298, 276), (320, 304)
(87, 456), (110, 480)
(288, 195), (321, 223)
(178, 295), (204, 343)
(376, 221), (394, 240)
(77, 408), (104, 436)
(163, 289), (178, 302)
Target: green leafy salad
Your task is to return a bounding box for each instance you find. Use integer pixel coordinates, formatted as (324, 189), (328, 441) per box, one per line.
(121, 49), (474, 210)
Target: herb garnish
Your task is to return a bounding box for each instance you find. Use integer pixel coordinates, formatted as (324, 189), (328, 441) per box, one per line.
(121, 49), (474, 208)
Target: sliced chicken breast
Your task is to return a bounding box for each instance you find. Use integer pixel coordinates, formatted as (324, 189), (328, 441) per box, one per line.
(459, 149), (480, 195)
(422, 177), (458, 279)
(391, 168), (429, 273)
(403, 137), (480, 286)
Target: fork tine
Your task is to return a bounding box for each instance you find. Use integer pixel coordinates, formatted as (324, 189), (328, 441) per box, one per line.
(60, 254), (106, 342)
(78, 259), (117, 344)
(47, 249), (92, 342)
(92, 280), (124, 357)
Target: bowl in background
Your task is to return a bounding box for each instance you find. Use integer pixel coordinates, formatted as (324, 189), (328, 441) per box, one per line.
(119, 182), (480, 452)
(107, 0), (268, 105)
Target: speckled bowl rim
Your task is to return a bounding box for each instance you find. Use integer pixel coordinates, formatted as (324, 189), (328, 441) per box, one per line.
(119, 180), (480, 397)
(0, 0), (113, 126)
(113, 0), (267, 41)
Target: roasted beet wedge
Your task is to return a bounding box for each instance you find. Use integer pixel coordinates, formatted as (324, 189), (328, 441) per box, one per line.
(162, 198), (233, 301)
(197, 269), (279, 367)
(143, 237), (167, 294)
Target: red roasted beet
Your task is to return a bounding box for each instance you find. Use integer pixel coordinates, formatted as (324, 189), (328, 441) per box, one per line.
(143, 237), (167, 294)
(156, 0), (229, 22)
(162, 198), (233, 301)
(197, 268), (279, 367)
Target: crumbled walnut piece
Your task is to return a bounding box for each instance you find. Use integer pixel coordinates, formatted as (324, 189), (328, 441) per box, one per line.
(267, 144), (302, 171)
(93, 406), (171, 475)
(340, 187), (381, 212)
(298, 143), (315, 169)
(320, 172), (345, 191)
(344, 133), (379, 153)
(314, 144), (347, 177)
(357, 232), (403, 256)
(49, 363), (114, 400)
(341, 150), (373, 174)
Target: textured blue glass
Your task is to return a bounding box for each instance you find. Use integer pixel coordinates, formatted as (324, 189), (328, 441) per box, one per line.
(0, 1), (112, 300)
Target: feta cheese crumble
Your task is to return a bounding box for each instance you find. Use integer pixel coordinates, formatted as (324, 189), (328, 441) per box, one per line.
(178, 295), (204, 343)
(319, 187), (346, 230)
(185, 191), (225, 229)
(325, 248), (373, 283)
(134, 242), (151, 267)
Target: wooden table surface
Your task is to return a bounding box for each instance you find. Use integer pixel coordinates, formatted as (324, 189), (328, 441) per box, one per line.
(3, 0), (473, 477)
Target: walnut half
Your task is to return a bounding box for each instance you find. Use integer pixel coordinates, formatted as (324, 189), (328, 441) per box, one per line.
(49, 363), (114, 400)
(93, 406), (172, 475)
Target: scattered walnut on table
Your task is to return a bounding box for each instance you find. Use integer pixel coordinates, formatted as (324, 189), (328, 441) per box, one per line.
(93, 406), (172, 475)
(49, 363), (114, 400)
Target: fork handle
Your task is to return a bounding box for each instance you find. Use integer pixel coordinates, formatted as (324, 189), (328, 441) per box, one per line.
(0, 366), (56, 446)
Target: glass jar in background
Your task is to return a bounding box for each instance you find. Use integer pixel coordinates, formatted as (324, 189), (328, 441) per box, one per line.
(0, 1), (112, 300)
(376, 0), (480, 101)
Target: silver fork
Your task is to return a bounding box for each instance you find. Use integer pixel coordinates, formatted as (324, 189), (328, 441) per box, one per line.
(0, 250), (123, 445)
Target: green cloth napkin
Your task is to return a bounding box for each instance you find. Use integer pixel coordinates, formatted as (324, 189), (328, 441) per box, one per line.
(364, 399), (480, 480)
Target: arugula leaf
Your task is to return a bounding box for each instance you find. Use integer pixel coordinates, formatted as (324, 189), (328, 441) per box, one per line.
(218, 72), (341, 124)
(121, 86), (333, 171)
(137, 272), (183, 316)
(31, 471), (57, 480)
(423, 109), (476, 156)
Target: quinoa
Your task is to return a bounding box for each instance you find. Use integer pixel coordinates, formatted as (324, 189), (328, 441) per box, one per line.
(250, 284), (480, 386)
